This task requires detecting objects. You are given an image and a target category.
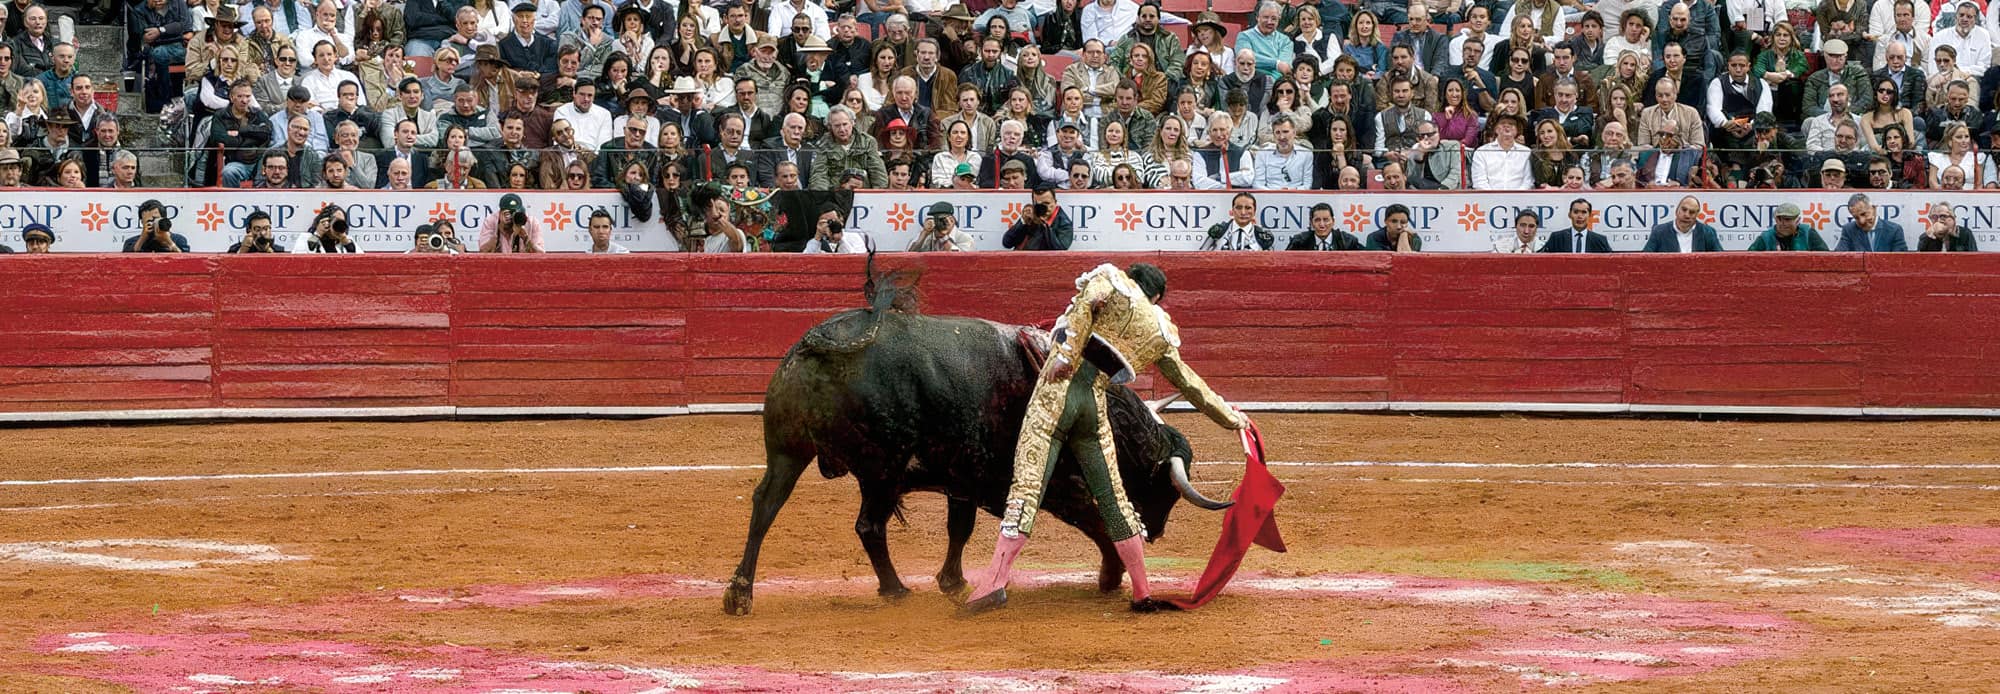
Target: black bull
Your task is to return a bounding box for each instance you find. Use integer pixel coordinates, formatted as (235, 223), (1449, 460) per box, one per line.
(722, 302), (1223, 616)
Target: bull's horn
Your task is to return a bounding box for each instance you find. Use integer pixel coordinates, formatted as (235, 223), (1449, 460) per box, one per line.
(1169, 455), (1234, 511)
(1146, 393), (1182, 415)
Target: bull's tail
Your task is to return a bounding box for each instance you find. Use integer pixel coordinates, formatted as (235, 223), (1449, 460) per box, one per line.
(800, 249), (922, 355)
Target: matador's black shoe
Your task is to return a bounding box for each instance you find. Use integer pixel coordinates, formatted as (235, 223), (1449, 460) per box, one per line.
(958, 588), (1008, 616)
(1129, 597), (1183, 613)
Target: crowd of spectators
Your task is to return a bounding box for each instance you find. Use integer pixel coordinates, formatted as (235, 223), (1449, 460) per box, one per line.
(3, 0), (2000, 192)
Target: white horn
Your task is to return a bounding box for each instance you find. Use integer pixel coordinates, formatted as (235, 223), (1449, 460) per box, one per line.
(1169, 455), (1234, 511)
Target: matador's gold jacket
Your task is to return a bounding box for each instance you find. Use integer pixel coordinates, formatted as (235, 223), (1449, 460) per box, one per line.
(1048, 264), (1246, 430)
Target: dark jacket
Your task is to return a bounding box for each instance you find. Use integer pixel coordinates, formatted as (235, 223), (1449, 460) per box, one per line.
(1746, 226), (1830, 251)
(754, 136), (814, 188)
(1917, 225), (1980, 252)
(129, 0), (192, 49)
(1640, 222), (1724, 252)
(405, 0), (464, 42)
(122, 232), (191, 252)
(976, 149), (1040, 189)
(210, 108), (276, 165)
(498, 32), (558, 74)
(1538, 228), (1614, 253)
(1002, 209), (1074, 250)
(1286, 230), (1364, 250)
(1835, 220), (1910, 251)
(1364, 229), (1422, 251)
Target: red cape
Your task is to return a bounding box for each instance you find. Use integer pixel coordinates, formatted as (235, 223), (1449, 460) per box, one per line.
(1166, 420), (1286, 609)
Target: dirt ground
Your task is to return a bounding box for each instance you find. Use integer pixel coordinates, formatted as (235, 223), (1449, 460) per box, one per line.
(2, 414), (1998, 692)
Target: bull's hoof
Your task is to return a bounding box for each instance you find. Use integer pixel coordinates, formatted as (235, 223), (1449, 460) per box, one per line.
(958, 588), (1008, 616)
(879, 584), (912, 601)
(1098, 564), (1124, 593)
(936, 572), (968, 595)
(722, 577), (753, 616)
(1129, 597), (1182, 613)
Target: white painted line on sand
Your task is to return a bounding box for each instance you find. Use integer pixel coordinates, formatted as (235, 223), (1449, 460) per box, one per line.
(0, 465), (761, 488)
(0, 487), (537, 513)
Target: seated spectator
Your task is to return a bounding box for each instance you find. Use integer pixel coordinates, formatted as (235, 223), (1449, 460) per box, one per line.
(228, 210), (287, 253)
(254, 150), (293, 188)
(1634, 118), (1700, 187)
(130, 0), (191, 111)
(1287, 203), (1364, 250)
(1540, 198), (1613, 252)
(49, 156), (84, 188)
(810, 107), (885, 188)
(496, 2), (555, 73)
(188, 6), (258, 93)
(1192, 111), (1248, 188)
(245, 6), (297, 74)
(978, 118), (1038, 188)
(1925, 45), (1976, 111)
(909, 201), (974, 251)
(1249, 114), (1310, 189)
(1818, 157), (1849, 189)
(1929, 122), (1981, 187)
(300, 40), (364, 110)
(1494, 209), (1543, 253)
(1036, 119), (1091, 187)
(1754, 21), (1806, 123)
(322, 81), (379, 146)
(1636, 76), (1705, 148)
(1746, 202), (1829, 250)
(1875, 41), (1926, 112)
(291, 0), (354, 69)
(1930, 2), (1989, 81)
(1919, 199), (1980, 251)
(1407, 120), (1464, 189)
(428, 148), (486, 188)
(1470, 112), (1532, 189)
(1835, 192), (1910, 251)
(1366, 203), (1422, 251)
(1082, 0), (1142, 51)
(552, 80), (612, 150)
(20, 222), (54, 253)
(735, 35), (791, 116)
(11, 6), (54, 77)
(0, 148), (22, 187)
(1926, 79), (1979, 146)
(1641, 195), (1723, 252)
(261, 113), (323, 187)
(382, 156), (415, 189)
(1201, 192), (1274, 250)
(265, 84), (329, 154)
(36, 42), (76, 110)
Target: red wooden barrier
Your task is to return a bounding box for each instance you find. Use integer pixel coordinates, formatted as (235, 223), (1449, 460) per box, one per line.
(2, 253), (1998, 415)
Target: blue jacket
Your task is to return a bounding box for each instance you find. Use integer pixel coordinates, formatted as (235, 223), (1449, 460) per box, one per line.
(1538, 228), (1614, 253)
(1640, 222), (1724, 252)
(1835, 220), (1910, 251)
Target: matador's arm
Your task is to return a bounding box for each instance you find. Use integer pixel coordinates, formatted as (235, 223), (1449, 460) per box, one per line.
(1156, 346), (1249, 430)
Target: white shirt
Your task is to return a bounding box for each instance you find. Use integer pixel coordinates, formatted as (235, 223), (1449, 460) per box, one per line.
(1933, 25), (1993, 77)
(291, 25), (355, 66)
(553, 103), (615, 151)
(1705, 74), (1772, 126)
(1493, 232), (1540, 253)
(1675, 224), (1696, 253)
(766, 0), (831, 40)
(1872, 0), (1930, 39)
(1213, 222), (1262, 250)
(299, 67), (365, 110)
(1249, 144), (1312, 189)
(1469, 141), (1533, 189)
(802, 233), (868, 253)
(587, 241), (632, 253)
(1448, 29), (1506, 68)
(1081, 0), (1140, 47)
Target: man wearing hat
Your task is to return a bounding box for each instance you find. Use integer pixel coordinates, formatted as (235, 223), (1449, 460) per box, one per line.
(479, 193), (545, 253)
(499, 1), (557, 73)
(18, 223), (54, 253)
(500, 75), (554, 149)
(265, 83), (330, 155)
(0, 148), (24, 188)
(1815, 156), (1849, 188)
(1803, 38), (1873, 118)
(616, 82), (664, 142)
(950, 161), (979, 189)
(1747, 203), (1831, 251)
(1036, 119), (1092, 186)
(734, 34), (791, 117)
(21, 109), (77, 185)
(658, 76), (719, 149)
(187, 5), (257, 87)
(792, 34), (838, 104)
(908, 201), (973, 251)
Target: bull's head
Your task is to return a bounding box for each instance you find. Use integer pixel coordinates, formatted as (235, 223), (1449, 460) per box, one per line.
(1114, 392), (1235, 542)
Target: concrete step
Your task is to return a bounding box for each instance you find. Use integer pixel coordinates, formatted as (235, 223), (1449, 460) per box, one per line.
(139, 150), (184, 187)
(74, 25), (131, 90)
(120, 112), (165, 147)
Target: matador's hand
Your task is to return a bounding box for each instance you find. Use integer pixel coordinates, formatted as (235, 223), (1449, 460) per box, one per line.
(1227, 406), (1250, 430)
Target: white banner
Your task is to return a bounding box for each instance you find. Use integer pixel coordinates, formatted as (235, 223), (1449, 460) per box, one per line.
(847, 190), (2000, 252)
(6, 189), (1998, 253)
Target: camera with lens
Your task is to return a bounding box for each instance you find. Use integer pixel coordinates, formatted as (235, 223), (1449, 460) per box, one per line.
(330, 217), (349, 234)
(510, 210), (528, 227)
(148, 217), (173, 233)
(425, 233), (447, 250)
(1031, 201), (1050, 219)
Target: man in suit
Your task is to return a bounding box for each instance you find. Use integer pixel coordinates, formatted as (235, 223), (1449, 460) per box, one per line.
(1393, 4), (1452, 77)
(756, 112), (814, 187)
(1539, 198), (1614, 252)
(1835, 193), (1911, 251)
(377, 118), (434, 187)
(1286, 203), (1364, 250)
(1202, 192), (1273, 250)
(1641, 195), (1724, 252)
(1634, 119), (1701, 187)
(1408, 122), (1464, 189)
(1534, 43), (1599, 110)
(1529, 77), (1598, 150)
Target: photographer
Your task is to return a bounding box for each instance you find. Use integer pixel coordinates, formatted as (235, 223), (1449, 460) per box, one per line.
(408, 223), (463, 254)
(432, 219), (467, 253)
(121, 200), (189, 253)
(802, 207), (864, 254)
(226, 210), (287, 253)
(907, 201), (973, 252)
(292, 205), (362, 253)
(477, 193), (545, 253)
(1000, 187), (1072, 251)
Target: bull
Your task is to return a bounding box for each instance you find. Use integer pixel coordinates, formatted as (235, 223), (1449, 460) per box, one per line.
(722, 262), (1229, 616)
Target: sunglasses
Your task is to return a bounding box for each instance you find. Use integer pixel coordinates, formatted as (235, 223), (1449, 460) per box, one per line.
(1878, 87), (1896, 93)
(277, 57), (297, 62)
(568, 172), (586, 180)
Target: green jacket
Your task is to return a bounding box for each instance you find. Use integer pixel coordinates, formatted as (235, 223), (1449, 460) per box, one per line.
(1746, 225), (1829, 251)
(1110, 29), (1184, 81)
(808, 132), (887, 189)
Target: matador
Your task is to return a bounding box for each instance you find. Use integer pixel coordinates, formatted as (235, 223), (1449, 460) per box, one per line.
(962, 262), (1248, 614)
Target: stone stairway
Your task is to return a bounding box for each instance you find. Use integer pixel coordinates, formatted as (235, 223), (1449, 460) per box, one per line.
(66, 17), (187, 187)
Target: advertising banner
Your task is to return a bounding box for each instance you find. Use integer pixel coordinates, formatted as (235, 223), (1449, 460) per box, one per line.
(6, 189), (1999, 253)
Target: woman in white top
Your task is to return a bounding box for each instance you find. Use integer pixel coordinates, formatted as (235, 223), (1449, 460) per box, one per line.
(929, 120), (983, 188)
(1089, 120), (1147, 186)
(1928, 123), (1983, 189)
(1292, 6), (1343, 68)
(472, 0), (511, 43)
(692, 49), (733, 111)
(5, 80), (49, 141)
(1171, 89), (1210, 143)
(857, 43), (899, 113)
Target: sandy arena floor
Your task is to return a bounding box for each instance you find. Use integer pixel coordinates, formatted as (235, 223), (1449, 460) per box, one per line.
(1, 414), (1998, 692)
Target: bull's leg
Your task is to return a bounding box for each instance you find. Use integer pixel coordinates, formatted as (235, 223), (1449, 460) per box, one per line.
(855, 482), (910, 600)
(936, 496), (976, 595)
(723, 449), (811, 616)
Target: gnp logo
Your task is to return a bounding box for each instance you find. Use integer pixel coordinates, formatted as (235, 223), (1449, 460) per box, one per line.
(1096, 202), (1207, 232)
(0, 203), (64, 228)
(1273, 204), (1437, 232)
(76, 203), (182, 233)
(193, 203), (300, 233)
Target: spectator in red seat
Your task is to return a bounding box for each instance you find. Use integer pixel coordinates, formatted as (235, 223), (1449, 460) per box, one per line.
(1641, 195), (1724, 252)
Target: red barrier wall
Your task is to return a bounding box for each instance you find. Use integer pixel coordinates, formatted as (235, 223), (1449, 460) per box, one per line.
(4, 253), (1998, 414)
